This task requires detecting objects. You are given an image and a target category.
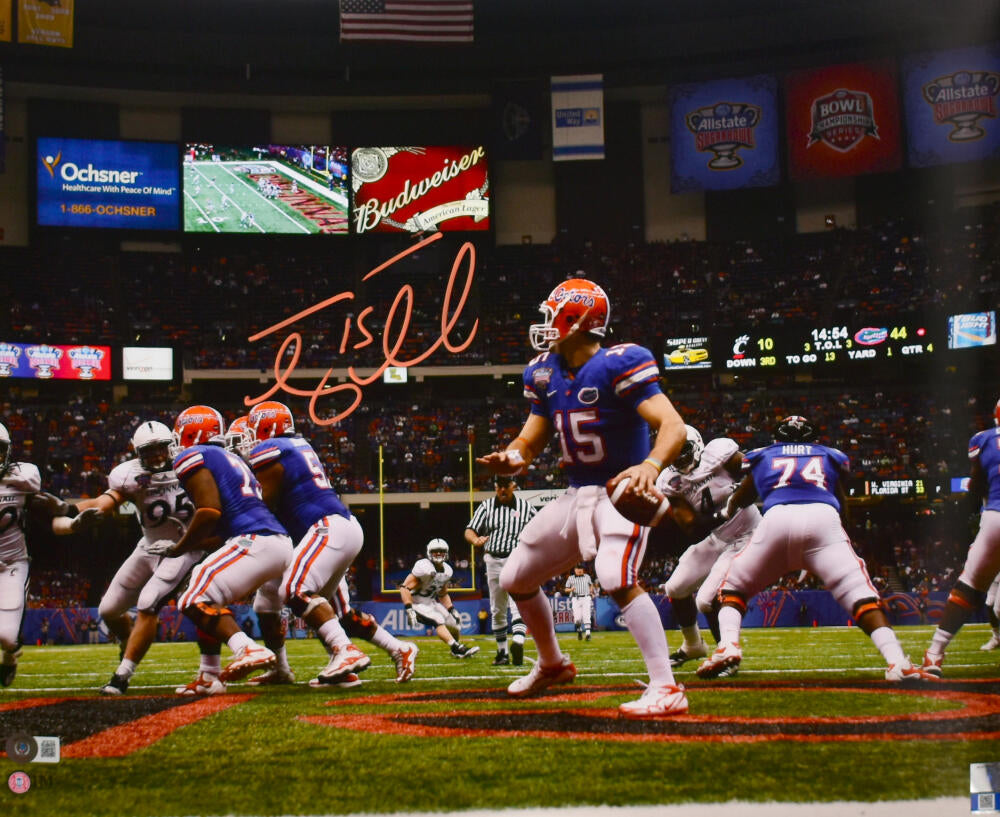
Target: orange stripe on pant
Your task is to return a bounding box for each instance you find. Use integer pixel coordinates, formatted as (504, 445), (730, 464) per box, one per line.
(620, 524), (643, 588)
(180, 544), (248, 609)
(283, 529), (324, 599)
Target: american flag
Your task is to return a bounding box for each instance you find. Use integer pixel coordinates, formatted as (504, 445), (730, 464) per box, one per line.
(339, 0), (474, 43)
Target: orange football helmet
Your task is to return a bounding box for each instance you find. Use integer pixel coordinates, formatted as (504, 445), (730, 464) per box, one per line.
(225, 415), (253, 458)
(173, 405), (226, 450)
(529, 278), (610, 352)
(248, 401), (294, 441)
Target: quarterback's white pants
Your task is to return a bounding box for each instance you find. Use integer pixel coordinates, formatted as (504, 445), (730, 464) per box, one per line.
(100, 542), (205, 617)
(571, 595), (593, 628)
(180, 533), (292, 610)
(720, 503), (878, 611)
(501, 486), (647, 596)
(959, 510), (1000, 593)
(254, 515), (363, 614)
(0, 559), (28, 653)
(484, 553), (521, 633)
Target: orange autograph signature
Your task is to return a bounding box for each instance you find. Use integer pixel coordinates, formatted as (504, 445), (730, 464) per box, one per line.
(244, 231), (477, 425)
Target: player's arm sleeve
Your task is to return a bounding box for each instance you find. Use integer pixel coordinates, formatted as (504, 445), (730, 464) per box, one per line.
(610, 345), (663, 408)
(249, 456), (284, 510)
(171, 468), (222, 556)
(467, 503), (488, 534)
(726, 473), (759, 515)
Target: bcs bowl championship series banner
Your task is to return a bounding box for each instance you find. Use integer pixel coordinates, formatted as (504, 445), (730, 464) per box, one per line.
(669, 74), (780, 193)
(786, 59), (902, 179)
(37, 137), (180, 230)
(903, 44), (1000, 168)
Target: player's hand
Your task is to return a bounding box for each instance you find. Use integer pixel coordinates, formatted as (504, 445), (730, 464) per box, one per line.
(28, 491), (71, 518)
(610, 461), (658, 498)
(406, 608), (419, 628)
(476, 449), (525, 476)
(142, 539), (179, 557)
(70, 507), (104, 533)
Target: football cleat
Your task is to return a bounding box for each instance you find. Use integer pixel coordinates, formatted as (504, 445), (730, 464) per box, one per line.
(507, 654), (576, 698)
(100, 672), (130, 695)
(619, 682), (689, 719)
(317, 644), (371, 683)
(980, 633), (1000, 651)
(920, 650), (944, 678)
(511, 640), (524, 666)
(885, 661), (939, 682)
(246, 667), (295, 686)
(492, 650), (510, 666)
(391, 642), (418, 683)
(0, 649), (22, 688)
(669, 640), (709, 667)
(696, 642), (742, 679)
(309, 672), (361, 689)
(450, 642), (479, 659)
(175, 672), (227, 696)
(585, 632), (591, 641)
(219, 644), (276, 683)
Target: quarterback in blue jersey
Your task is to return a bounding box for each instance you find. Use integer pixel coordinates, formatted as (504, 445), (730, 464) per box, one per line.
(922, 397), (1000, 676)
(246, 401), (417, 686)
(697, 415), (935, 682)
(477, 278), (690, 718)
(149, 405), (293, 690)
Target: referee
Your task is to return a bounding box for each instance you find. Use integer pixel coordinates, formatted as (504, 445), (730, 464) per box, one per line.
(565, 565), (595, 641)
(464, 474), (536, 666)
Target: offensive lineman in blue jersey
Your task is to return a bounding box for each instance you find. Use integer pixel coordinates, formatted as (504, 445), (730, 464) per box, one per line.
(244, 401), (418, 687)
(922, 397), (1000, 676)
(146, 405), (293, 690)
(477, 278), (690, 718)
(697, 415), (935, 682)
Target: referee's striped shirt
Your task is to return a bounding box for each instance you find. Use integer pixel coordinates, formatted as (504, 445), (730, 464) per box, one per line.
(466, 496), (536, 558)
(565, 574), (593, 597)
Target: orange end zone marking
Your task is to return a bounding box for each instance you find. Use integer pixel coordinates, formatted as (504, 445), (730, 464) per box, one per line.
(62, 694), (254, 759)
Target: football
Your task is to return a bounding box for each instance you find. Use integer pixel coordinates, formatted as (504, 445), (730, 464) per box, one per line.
(605, 476), (671, 528)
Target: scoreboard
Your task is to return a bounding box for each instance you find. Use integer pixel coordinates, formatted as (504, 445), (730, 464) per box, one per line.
(715, 321), (938, 373)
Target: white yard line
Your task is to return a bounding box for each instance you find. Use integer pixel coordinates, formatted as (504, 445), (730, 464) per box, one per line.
(215, 162), (312, 233)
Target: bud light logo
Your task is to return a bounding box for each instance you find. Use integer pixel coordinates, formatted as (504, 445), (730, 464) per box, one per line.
(854, 327), (888, 346)
(808, 89), (879, 152)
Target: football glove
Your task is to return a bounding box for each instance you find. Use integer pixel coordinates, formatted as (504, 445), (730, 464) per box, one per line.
(449, 609), (462, 630)
(142, 539), (179, 557)
(406, 607), (419, 628)
(70, 508), (104, 533)
(28, 491), (72, 518)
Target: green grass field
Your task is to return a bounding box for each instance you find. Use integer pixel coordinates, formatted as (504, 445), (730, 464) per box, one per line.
(1, 624), (998, 816)
(182, 160), (348, 234)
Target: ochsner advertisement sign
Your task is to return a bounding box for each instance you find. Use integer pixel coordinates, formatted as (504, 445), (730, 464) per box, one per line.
(37, 137), (180, 230)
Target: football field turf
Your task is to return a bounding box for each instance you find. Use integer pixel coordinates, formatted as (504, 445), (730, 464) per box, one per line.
(1, 624), (997, 816)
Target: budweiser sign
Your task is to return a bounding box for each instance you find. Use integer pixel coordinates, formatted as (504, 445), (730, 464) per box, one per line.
(922, 70), (1000, 142)
(808, 89), (879, 152)
(351, 146), (491, 234)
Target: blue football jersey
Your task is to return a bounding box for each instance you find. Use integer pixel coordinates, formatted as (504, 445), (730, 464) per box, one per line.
(247, 435), (350, 542)
(522, 343), (662, 487)
(969, 427), (1000, 512)
(745, 442), (849, 513)
(172, 444), (286, 541)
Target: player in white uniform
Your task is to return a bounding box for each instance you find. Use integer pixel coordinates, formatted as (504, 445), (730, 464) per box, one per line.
(399, 540), (479, 658)
(51, 422), (212, 695)
(654, 426), (761, 668)
(982, 573), (1000, 651)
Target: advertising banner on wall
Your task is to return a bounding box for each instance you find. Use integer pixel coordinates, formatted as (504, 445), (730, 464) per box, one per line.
(786, 59), (902, 179)
(0, 342), (111, 380)
(903, 44), (1000, 167)
(551, 74), (605, 161)
(0, 1), (10, 42)
(670, 74), (780, 192)
(18, 0), (73, 47)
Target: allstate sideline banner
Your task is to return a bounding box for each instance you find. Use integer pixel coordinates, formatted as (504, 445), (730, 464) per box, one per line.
(551, 74), (605, 161)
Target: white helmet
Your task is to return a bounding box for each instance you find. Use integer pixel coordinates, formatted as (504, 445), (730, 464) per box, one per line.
(132, 420), (174, 472)
(674, 425), (704, 474)
(426, 538), (449, 565)
(0, 422), (11, 477)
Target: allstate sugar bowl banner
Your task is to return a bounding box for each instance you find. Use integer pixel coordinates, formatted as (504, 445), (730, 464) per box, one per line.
(670, 74), (780, 192)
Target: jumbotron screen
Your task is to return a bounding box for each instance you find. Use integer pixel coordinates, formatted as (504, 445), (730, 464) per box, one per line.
(351, 145), (490, 234)
(182, 144), (349, 234)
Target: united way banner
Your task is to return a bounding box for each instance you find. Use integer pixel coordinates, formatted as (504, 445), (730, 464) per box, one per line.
(904, 45), (1000, 167)
(670, 74), (779, 192)
(551, 74), (605, 161)
(786, 59), (902, 180)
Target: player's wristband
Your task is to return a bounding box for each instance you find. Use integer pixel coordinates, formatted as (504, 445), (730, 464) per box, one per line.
(642, 457), (663, 473)
(404, 603), (413, 610)
(64, 504), (80, 519)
